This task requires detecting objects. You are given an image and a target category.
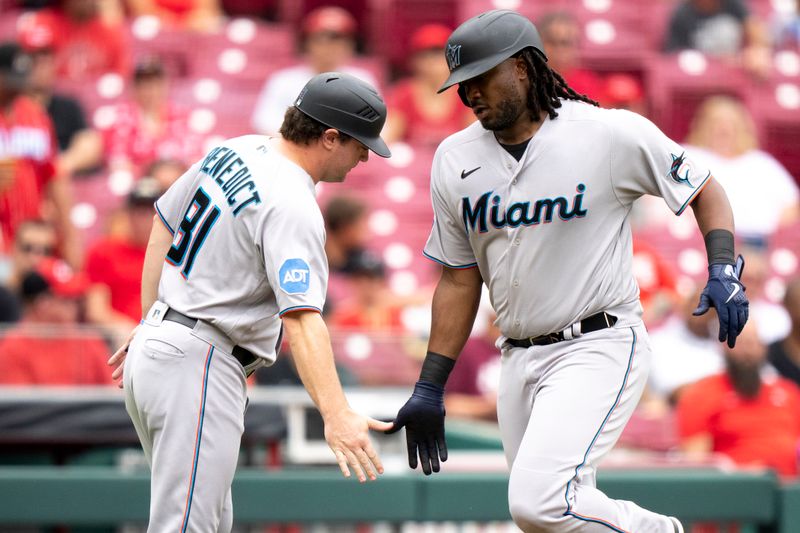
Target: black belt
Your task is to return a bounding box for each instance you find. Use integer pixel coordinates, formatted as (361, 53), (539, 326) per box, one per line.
(505, 312), (618, 348)
(163, 308), (259, 371)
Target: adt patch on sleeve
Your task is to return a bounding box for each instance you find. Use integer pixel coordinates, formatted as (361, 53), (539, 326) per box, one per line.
(279, 258), (311, 294)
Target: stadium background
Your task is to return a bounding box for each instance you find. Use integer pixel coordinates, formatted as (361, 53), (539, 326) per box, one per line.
(0, 0), (799, 531)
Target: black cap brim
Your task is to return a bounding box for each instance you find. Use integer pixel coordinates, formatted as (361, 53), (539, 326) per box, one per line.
(437, 51), (513, 94)
(359, 135), (391, 158)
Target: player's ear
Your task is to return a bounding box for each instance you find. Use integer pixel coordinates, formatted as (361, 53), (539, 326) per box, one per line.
(321, 128), (339, 151)
(513, 56), (527, 80)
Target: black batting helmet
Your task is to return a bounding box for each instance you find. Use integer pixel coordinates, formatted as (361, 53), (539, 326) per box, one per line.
(294, 72), (391, 158)
(438, 10), (547, 102)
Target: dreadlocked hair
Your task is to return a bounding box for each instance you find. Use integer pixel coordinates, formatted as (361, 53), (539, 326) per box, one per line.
(517, 48), (599, 121)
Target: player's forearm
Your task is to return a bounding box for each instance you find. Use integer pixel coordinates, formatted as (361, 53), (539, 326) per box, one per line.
(690, 178), (735, 238)
(140, 216), (174, 317)
(283, 311), (349, 419)
(427, 266), (483, 360)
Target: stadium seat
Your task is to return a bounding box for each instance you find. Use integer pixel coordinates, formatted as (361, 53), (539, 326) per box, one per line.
(752, 54), (800, 181)
(645, 53), (751, 142)
(366, 0), (458, 70)
(0, 9), (22, 39)
(187, 20), (296, 90)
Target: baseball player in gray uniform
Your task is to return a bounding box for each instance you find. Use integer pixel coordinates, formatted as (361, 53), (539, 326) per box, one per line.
(107, 72), (393, 532)
(387, 10), (749, 533)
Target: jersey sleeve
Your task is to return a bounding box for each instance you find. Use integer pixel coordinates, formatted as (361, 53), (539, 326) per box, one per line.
(423, 150), (478, 268)
(154, 161), (202, 235)
(609, 110), (712, 216)
(258, 199), (328, 316)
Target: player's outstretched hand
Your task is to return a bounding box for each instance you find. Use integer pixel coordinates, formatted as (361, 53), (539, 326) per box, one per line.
(108, 325), (139, 389)
(324, 408), (392, 483)
(693, 254), (749, 348)
(385, 381), (447, 475)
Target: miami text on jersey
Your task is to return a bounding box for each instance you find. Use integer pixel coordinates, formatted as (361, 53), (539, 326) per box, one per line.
(462, 184), (588, 233)
(200, 146), (263, 216)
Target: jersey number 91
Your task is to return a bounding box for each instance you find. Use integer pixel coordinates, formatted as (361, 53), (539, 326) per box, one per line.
(166, 188), (221, 279)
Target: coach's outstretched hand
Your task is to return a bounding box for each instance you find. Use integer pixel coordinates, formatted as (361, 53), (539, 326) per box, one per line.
(324, 408), (392, 483)
(386, 381), (447, 475)
(694, 254), (749, 348)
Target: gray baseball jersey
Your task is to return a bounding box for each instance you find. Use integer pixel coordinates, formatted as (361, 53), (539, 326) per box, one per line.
(155, 135), (328, 361)
(424, 99), (711, 339)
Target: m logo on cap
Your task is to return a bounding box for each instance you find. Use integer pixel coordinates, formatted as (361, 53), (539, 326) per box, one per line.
(446, 44), (462, 71)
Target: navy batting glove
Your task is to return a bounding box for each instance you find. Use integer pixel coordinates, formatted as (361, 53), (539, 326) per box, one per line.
(385, 381), (447, 475)
(693, 254), (749, 348)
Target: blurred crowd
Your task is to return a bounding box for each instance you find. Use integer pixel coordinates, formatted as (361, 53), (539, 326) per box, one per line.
(0, 0), (799, 478)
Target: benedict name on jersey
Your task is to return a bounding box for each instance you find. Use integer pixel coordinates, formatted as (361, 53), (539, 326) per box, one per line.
(200, 146), (263, 216)
(462, 183), (588, 233)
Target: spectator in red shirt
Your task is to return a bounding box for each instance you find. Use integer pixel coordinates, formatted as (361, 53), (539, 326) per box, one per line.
(0, 42), (79, 267)
(383, 24), (474, 147)
(0, 257), (112, 385)
(126, 0), (224, 32)
(19, 18), (103, 178)
(603, 73), (647, 116)
(19, 0), (129, 81)
(85, 177), (162, 339)
(537, 12), (606, 103)
(103, 57), (202, 174)
(677, 322), (800, 477)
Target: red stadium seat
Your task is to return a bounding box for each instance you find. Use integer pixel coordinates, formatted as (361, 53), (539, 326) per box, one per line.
(0, 9), (23, 39)
(751, 54), (800, 181)
(187, 20), (295, 90)
(645, 53), (751, 142)
(367, 0), (458, 71)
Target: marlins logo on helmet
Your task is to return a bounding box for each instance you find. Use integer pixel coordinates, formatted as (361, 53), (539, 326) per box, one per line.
(445, 44), (461, 71)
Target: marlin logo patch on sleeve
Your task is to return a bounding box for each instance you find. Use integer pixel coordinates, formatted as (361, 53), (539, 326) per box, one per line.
(279, 258), (311, 295)
(668, 152), (695, 188)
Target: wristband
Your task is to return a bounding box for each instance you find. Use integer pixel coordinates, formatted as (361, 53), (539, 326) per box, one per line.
(704, 229), (735, 265)
(419, 351), (455, 387)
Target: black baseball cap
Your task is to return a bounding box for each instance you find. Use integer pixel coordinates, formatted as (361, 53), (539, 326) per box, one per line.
(0, 42), (33, 90)
(294, 72), (391, 158)
(438, 10), (546, 94)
